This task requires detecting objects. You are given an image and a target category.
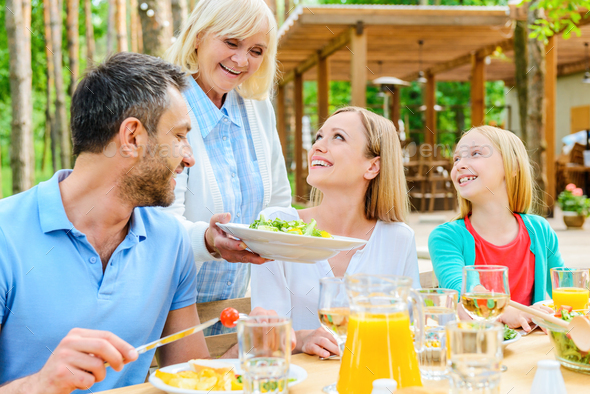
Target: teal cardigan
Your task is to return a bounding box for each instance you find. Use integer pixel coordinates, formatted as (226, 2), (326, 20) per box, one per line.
(428, 213), (564, 304)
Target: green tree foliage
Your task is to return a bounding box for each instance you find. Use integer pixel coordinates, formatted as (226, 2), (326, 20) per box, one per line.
(527, 0), (590, 42)
(0, 0), (108, 195)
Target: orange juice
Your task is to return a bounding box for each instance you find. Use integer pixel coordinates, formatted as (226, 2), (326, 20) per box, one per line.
(336, 312), (422, 394)
(553, 287), (590, 310)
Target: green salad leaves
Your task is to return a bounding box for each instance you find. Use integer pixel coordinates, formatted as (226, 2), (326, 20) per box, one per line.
(249, 214), (332, 238)
(503, 325), (517, 341)
(551, 310), (590, 365)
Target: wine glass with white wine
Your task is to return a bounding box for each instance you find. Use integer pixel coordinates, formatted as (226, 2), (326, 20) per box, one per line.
(318, 277), (349, 394)
(461, 265), (510, 321)
(461, 265), (510, 372)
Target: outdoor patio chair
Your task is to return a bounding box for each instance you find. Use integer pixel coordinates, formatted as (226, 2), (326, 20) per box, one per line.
(406, 153), (430, 212)
(558, 143), (589, 194)
(426, 159), (456, 213)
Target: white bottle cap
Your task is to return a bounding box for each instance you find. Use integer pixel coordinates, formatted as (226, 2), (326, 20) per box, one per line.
(372, 378), (397, 392)
(537, 360), (561, 370)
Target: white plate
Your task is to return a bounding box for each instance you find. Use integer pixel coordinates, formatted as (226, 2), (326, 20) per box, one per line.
(534, 299), (555, 310)
(502, 331), (521, 348)
(148, 359), (307, 394)
(216, 223), (367, 264)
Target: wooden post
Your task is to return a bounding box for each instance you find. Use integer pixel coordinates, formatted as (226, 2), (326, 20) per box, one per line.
(317, 53), (330, 126)
(294, 73), (305, 203)
(284, 0), (291, 22)
(425, 72), (437, 147)
(471, 54), (486, 127)
(390, 86), (401, 131)
(350, 23), (366, 107)
(277, 85), (287, 160)
(545, 35), (557, 216)
(84, 0), (95, 61)
(263, 0), (277, 21)
(115, 0), (127, 52)
(129, 0), (138, 52)
(66, 0), (80, 96)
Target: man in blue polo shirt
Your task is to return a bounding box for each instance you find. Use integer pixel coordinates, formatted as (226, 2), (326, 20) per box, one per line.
(0, 52), (206, 393)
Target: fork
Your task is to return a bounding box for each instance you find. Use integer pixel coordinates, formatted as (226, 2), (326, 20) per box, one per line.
(518, 323), (538, 336)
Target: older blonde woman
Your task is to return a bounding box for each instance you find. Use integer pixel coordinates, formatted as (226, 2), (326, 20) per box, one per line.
(163, 0), (291, 335)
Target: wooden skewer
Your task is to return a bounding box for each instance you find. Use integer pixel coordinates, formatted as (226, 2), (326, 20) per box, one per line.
(509, 300), (590, 352)
(508, 300), (568, 328)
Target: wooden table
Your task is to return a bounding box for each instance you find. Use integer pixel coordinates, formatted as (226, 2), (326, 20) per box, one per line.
(98, 332), (590, 393)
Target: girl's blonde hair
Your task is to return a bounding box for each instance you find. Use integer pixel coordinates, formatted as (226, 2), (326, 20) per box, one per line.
(164, 0), (277, 100)
(456, 125), (537, 219)
(310, 107), (410, 223)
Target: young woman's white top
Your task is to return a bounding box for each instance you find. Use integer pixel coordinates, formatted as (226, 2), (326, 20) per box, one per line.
(251, 206), (421, 331)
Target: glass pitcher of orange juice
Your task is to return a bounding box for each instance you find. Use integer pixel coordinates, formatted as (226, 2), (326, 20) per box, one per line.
(336, 274), (424, 394)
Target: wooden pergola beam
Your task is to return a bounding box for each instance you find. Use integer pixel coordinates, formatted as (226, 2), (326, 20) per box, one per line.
(294, 73), (305, 203)
(545, 35), (557, 215)
(425, 72), (437, 146)
(471, 54), (486, 127)
(317, 53), (330, 125)
(279, 27), (351, 86)
(403, 39), (513, 82)
(296, 7), (510, 27)
(390, 86), (401, 130)
(558, 59), (588, 76)
(277, 85), (287, 159)
(350, 22), (367, 107)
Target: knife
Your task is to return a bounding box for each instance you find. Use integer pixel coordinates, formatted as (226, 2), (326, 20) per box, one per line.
(105, 317), (219, 367)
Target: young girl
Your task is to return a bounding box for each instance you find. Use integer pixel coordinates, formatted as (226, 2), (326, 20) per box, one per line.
(251, 107), (420, 357)
(429, 125), (563, 331)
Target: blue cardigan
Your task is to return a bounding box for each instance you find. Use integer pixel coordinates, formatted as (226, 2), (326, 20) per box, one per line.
(428, 213), (564, 304)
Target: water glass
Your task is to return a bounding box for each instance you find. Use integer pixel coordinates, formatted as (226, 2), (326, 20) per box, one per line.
(238, 316), (291, 394)
(417, 288), (458, 380)
(551, 267), (590, 311)
(446, 321), (503, 394)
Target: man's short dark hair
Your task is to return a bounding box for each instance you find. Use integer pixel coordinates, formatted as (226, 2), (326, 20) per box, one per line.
(71, 52), (188, 155)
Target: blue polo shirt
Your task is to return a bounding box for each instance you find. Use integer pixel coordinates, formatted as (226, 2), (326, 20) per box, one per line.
(0, 170), (197, 392)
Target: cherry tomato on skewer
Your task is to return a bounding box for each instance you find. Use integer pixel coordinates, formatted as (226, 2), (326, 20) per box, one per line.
(220, 307), (240, 328)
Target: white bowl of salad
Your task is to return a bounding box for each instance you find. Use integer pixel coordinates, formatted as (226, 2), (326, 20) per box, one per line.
(216, 216), (367, 264)
(533, 307), (590, 374)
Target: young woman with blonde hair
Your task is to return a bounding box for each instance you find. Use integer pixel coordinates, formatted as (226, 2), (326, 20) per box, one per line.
(251, 107), (419, 357)
(162, 0), (291, 336)
(429, 126), (564, 331)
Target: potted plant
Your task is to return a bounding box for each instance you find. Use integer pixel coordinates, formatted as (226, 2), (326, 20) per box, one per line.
(557, 184), (590, 229)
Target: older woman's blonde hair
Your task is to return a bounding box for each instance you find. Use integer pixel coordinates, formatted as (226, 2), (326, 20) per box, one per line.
(456, 125), (537, 219)
(310, 107), (410, 223)
(164, 0), (277, 100)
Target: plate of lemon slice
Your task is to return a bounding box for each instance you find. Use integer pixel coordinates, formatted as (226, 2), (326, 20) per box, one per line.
(149, 359), (307, 394)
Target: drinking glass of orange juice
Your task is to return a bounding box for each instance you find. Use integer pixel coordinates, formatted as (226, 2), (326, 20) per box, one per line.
(551, 268), (590, 311)
(336, 274), (424, 394)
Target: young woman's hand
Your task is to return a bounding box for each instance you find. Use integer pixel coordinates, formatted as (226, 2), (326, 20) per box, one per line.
(498, 305), (553, 332)
(295, 328), (339, 358)
(249, 307), (297, 351)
